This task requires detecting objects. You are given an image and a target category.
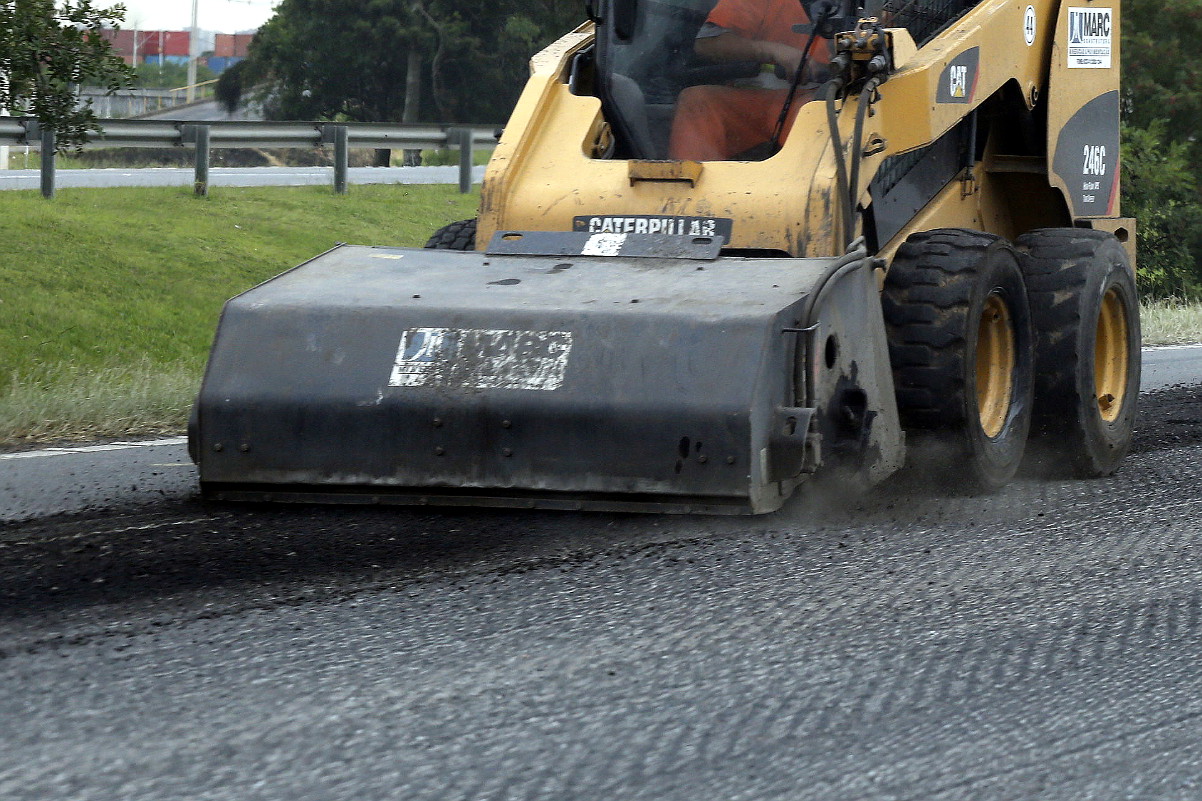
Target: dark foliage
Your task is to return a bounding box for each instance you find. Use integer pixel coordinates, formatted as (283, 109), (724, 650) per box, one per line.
(243, 0), (583, 124)
(0, 0), (135, 149)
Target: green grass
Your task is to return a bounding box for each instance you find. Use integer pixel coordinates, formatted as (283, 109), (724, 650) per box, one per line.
(0, 184), (478, 449)
(1, 360), (198, 445)
(1140, 299), (1202, 346)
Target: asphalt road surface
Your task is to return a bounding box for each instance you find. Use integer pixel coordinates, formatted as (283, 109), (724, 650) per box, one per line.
(1, 348), (1200, 800)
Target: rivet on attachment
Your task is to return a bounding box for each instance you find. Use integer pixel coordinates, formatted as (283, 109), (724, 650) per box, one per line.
(726, 456), (736, 465)
(239, 443), (250, 453)
(213, 443), (224, 452)
(502, 448), (514, 457)
(697, 454), (708, 464)
(502, 420), (512, 428)
(432, 417), (443, 427)
(434, 446), (445, 456)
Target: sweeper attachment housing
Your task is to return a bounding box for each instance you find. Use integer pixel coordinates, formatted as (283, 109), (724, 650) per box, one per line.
(190, 0), (1140, 513)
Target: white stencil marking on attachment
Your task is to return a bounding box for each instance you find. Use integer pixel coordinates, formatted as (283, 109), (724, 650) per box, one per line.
(582, 233), (627, 256)
(389, 328), (573, 390)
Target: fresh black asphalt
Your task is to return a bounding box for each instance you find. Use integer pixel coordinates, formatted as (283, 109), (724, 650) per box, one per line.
(0, 373), (1199, 799)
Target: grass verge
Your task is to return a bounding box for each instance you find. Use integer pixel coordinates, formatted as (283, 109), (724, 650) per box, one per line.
(0, 183), (478, 450)
(1, 360), (197, 448)
(1140, 299), (1202, 346)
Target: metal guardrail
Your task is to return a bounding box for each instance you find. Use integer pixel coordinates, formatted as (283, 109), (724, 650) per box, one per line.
(0, 117), (500, 198)
(169, 79), (219, 106)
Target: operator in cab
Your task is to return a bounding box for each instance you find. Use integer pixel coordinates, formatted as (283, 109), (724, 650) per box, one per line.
(669, 0), (831, 161)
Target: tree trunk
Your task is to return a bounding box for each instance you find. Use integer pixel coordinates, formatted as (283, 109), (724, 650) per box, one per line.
(402, 48), (423, 166)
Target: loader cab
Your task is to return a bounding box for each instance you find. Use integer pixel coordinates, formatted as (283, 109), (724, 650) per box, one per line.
(586, 0), (715, 159)
(582, 0), (978, 161)
(582, 0), (858, 161)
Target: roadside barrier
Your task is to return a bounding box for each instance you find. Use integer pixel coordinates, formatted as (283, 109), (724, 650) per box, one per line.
(0, 117), (498, 198)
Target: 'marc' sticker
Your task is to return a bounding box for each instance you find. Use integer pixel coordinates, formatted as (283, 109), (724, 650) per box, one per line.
(1067, 7), (1112, 68)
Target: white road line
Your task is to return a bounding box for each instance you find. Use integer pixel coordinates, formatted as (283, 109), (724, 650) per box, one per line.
(84, 517), (216, 538)
(1145, 344), (1202, 351)
(3, 517), (218, 546)
(0, 436), (188, 461)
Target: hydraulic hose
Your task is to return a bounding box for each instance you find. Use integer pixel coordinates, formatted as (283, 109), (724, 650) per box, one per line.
(769, 33), (819, 149)
(768, 1), (838, 151)
(801, 236), (868, 332)
(824, 74), (850, 248)
(846, 75), (882, 249)
(797, 237), (870, 408)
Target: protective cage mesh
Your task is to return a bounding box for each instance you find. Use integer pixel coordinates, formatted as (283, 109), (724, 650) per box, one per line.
(880, 0), (979, 44)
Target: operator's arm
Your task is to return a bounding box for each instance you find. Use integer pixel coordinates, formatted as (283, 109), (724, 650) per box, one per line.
(695, 31), (811, 81)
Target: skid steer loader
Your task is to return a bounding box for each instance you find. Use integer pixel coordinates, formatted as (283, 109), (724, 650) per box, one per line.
(189, 0), (1140, 514)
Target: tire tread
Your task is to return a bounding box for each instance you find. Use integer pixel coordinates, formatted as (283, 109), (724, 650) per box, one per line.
(425, 218), (478, 251)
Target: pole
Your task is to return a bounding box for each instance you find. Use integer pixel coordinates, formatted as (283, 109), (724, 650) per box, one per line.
(193, 125), (211, 196)
(456, 128), (473, 194)
(333, 125), (349, 194)
(40, 127), (56, 200)
(187, 0), (200, 102)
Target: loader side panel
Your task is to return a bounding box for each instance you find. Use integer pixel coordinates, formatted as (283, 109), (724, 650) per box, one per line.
(1047, 0), (1122, 220)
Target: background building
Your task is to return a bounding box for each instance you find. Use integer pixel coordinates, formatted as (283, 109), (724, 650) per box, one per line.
(101, 29), (253, 73)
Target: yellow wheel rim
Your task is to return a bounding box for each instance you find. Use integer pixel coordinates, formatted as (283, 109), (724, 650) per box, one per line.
(1095, 287), (1130, 423)
(976, 293), (1015, 439)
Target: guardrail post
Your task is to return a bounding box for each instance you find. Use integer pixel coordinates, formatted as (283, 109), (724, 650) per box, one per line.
(333, 125), (349, 194)
(455, 128), (473, 194)
(40, 126), (55, 200)
(193, 125), (211, 196)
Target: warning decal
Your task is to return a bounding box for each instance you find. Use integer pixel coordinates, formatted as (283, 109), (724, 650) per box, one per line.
(1067, 7), (1112, 68)
(389, 328), (573, 391)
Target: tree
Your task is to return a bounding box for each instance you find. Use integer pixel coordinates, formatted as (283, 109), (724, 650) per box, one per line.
(1122, 121), (1202, 299)
(215, 60), (249, 115)
(0, 0), (134, 149)
(244, 0), (583, 124)
(1122, 0), (1202, 146)
(1117, 0), (1202, 298)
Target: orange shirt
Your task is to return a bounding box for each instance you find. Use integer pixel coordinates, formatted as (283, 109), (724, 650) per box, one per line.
(707, 0), (824, 57)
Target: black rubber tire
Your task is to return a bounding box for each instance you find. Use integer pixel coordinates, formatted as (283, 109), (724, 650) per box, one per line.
(424, 218), (477, 250)
(883, 229), (1035, 492)
(1016, 228), (1141, 478)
